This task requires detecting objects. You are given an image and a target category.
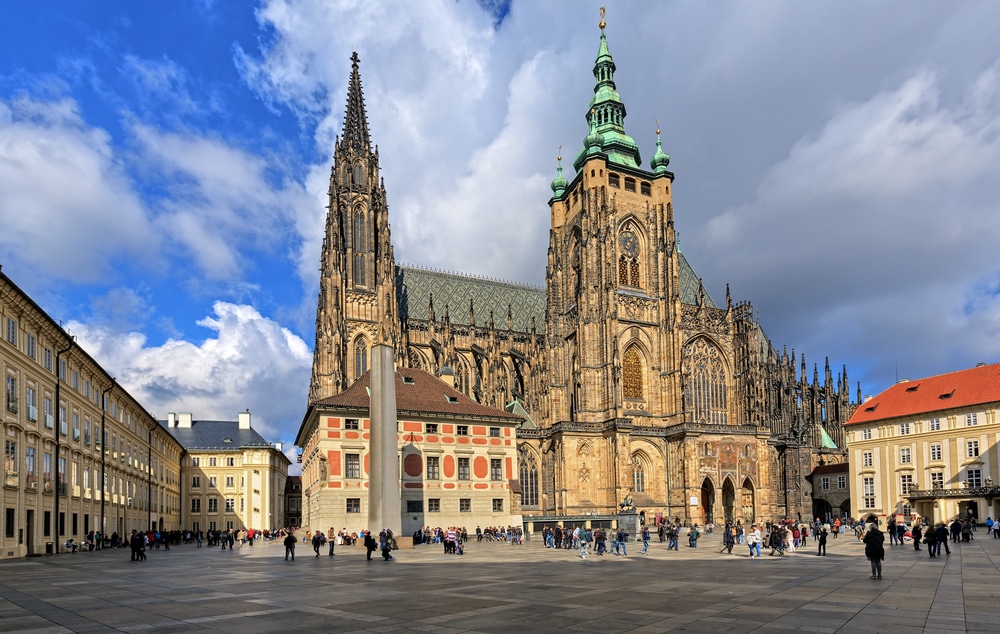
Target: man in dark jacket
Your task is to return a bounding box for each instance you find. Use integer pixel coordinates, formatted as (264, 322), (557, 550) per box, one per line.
(934, 523), (951, 556)
(364, 531), (377, 561)
(283, 531), (297, 561)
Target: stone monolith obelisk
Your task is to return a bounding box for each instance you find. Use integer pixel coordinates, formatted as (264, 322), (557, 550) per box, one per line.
(367, 329), (400, 536)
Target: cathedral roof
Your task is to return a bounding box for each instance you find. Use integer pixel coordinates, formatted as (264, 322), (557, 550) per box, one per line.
(677, 252), (717, 308)
(396, 265), (545, 331)
(846, 362), (1000, 425)
(312, 367), (522, 421)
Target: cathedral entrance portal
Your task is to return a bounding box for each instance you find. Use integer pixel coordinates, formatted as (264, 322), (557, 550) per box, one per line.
(701, 478), (715, 524)
(741, 478), (755, 524)
(722, 478), (736, 524)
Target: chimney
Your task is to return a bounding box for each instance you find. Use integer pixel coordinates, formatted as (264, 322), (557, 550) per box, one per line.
(238, 409), (251, 430)
(178, 412), (193, 428)
(167, 412), (176, 427)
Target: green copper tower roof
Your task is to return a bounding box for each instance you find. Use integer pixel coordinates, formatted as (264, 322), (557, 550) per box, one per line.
(550, 151), (568, 197)
(651, 125), (671, 174)
(573, 12), (642, 171)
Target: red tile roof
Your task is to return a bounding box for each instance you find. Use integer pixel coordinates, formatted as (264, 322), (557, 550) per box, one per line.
(811, 463), (849, 476)
(846, 363), (1000, 426)
(312, 367), (522, 421)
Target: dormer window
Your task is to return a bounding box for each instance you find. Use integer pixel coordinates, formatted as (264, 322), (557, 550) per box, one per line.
(402, 376), (415, 385)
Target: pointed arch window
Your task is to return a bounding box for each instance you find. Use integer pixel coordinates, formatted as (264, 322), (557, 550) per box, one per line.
(353, 210), (366, 287)
(354, 338), (368, 379)
(683, 338), (729, 425)
(352, 162), (364, 187)
(622, 346), (644, 399)
(519, 446), (538, 508)
(631, 454), (645, 493)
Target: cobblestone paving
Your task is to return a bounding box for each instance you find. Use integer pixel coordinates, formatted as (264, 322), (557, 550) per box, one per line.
(0, 530), (998, 632)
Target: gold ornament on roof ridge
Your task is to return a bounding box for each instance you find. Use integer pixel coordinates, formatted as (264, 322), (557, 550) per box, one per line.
(599, 6), (606, 30)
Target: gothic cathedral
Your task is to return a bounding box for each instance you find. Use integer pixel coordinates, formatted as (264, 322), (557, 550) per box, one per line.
(310, 22), (857, 526)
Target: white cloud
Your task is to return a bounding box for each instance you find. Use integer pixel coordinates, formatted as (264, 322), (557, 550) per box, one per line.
(0, 96), (157, 282)
(70, 301), (312, 443)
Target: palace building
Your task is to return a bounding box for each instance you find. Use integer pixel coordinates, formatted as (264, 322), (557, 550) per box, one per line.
(304, 14), (858, 528)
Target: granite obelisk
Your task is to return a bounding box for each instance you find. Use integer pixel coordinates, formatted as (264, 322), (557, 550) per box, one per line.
(367, 327), (400, 535)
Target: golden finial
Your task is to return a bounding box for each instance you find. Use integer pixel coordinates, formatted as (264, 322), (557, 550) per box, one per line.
(655, 118), (660, 136)
(599, 6), (606, 30)
(557, 144), (562, 162)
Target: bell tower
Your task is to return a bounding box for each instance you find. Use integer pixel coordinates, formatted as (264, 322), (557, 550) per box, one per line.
(310, 52), (399, 402)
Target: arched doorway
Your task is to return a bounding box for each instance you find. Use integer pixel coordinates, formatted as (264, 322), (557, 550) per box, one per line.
(722, 478), (736, 523)
(813, 499), (833, 523)
(701, 478), (715, 524)
(839, 499), (851, 519)
(741, 478), (755, 524)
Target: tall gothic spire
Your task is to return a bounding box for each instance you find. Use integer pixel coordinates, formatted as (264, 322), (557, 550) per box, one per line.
(341, 51), (371, 152)
(573, 7), (641, 171)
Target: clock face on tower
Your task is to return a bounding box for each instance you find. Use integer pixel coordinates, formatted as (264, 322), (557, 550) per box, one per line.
(619, 231), (638, 257)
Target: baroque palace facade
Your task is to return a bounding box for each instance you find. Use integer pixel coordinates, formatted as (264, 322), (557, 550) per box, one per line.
(308, 18), (858, 527)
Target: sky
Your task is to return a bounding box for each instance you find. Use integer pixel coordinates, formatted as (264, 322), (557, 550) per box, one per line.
(2, 1), (999, 469)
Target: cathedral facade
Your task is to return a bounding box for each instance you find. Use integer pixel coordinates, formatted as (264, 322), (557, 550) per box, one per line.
(308, 22), (856, 527)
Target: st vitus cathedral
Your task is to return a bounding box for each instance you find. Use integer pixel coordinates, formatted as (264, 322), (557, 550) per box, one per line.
(309, 17), (858, 526)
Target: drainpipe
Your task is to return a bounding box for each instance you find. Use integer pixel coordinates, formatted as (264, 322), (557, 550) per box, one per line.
(100, 379), (115, 546)
(54, 341), (74, 554)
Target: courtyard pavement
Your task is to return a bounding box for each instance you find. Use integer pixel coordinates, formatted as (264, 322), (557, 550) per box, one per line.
(0, 529), (998, 633)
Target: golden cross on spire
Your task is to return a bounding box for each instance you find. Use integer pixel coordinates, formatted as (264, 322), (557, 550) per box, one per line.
(655, 118), (660, 136)
(599, 6), (606, 30)
(558, 144), (562, 161)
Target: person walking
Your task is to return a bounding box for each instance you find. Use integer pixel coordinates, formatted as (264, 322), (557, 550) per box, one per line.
(720, 523), (735, 554)
(935, 523), (951, 556)
(641, 526), (650, 555)
(924, 523), (938, 557)
(817, 528), (828, 556)
(328, 527), (336, 556)
(863, 516), (885, 579)
(283, 531), (296, 561)
(747, 525), (762, 558)
(912, 522), (923, 551)
(364, 530), (377, 561)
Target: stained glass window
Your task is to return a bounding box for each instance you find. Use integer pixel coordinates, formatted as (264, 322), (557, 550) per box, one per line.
(683, 338), (728, 424)
(519, 446), (538, 507)
(354, 339), (368, 378)
(353, 210), (366, 286)
(632, 455), (645, 492)
(623, 346), (643, 399)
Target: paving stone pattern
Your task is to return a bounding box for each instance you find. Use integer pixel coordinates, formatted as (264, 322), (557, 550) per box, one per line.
(0, 531), (998, 632)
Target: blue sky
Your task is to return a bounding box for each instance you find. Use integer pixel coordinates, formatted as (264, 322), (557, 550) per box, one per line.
(3, 1), (1000, 468)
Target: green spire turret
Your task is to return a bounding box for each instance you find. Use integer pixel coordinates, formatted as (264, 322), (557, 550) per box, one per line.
(650, 122), (671, 174)
(550, 149), (568, 198)
(573, 8), (641, 171)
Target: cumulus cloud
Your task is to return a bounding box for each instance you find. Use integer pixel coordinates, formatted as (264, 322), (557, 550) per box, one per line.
(0, 96), (157, 282)
(69, 301), (312, 444)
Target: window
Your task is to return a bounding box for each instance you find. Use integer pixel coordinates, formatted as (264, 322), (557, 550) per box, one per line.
(456, 425), (468, 436)
(5, 508), (14, 538)
(900, 474), (913, 496)
(345, 419), (359, 430)
(346, 454), (361, 479)
(58, 406), (67, 435)
(25, 386), (36, 421)
(72, 371), (78, 390)
(209, 476), (217, 488)
(406, 500), (422, 513)
(608, 173), (620, 188)
(966, 413), (978, 427)
(821, 477), (830, 491)
(967, 469), (982, 488)
(72, 414), (80, 441)
(191, 498), (201, 512)
(929, 417), (941, 431)
(862, 451), (873, 467)
(489, 427), (500, 437)
(457, 457), (470, 480)
(226, 457), (235, 467)
(207, 498), (218, 513)
(902, 503), (912, 518)
(640, 181), (651, 196)
(428, 498), (441, 513)
(493, 498), (503, 512)
(355, 339), (368, 377)
(930, 444), (942, 461)
(490, 458), (503, 481)
(624, 177), (636, 192)
(967, 440), (979, 458)
(459, 498), (471, 512)
(353, 210), (366, 286)
(4, 440), (17, 487)
(25, 447), (35, 490)
(632, 460), (645, 493)
(192, 476), (201, 488)
(59, 359), (66, 380)
(4, 376), (15, 414)
(931, 472), (944, 489)
(27, 334), (35, 359)
(837, 475), (846, 489)
(191, 457), (200, 467)
(862, 477), (876, 508)
(83, 420), (89, 445)
(683, 338), (727, 424)
(426, 456), (440, 480)
(346, 498), (361, 513)
(900, 447), (911, 464)
(225, 476), (235, 488)
(519, 446), (538, 507)
(208, 457), (217, 467)
(225, 498), (235, 512)
(862, 429), (872, 440)
(623, 346), (644, 399)
(44, 348), (52, 372)
(899, 422), (910, 435)
(425, 423), (438, 434)
(5, 317), (16, 345)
